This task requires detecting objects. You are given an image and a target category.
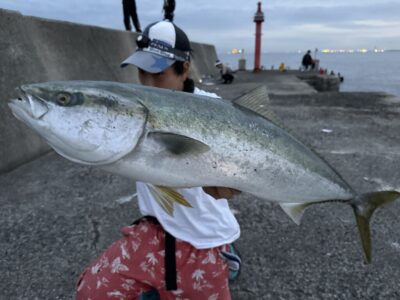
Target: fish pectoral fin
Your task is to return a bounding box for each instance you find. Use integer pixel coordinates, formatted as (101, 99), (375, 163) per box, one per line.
(147, 184), (193, 216)
(148, 131), (210, 155)
(280, 202), (310, 225)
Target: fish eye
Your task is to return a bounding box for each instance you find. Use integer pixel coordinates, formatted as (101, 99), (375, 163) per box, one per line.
(55, 92), (72, 106)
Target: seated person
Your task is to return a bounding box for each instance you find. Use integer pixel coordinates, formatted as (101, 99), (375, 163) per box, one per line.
(279, 62), (286, 72)
(215, 60), (235, 84)
(302, 50), (315, 70)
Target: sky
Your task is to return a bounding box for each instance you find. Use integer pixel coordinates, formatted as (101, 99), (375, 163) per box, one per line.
(0, 0), (399, 53)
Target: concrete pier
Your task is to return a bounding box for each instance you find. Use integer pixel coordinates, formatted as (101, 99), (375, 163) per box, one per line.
(1, 8), (400, 300)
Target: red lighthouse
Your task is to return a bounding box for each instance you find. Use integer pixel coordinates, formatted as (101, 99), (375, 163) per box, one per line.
(253, 1), (264, 72)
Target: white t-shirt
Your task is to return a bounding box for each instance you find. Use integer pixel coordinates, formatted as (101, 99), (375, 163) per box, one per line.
(137, 87), (240, 249)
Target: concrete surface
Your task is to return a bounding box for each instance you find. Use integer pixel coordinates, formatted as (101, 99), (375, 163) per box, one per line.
(297, 73), (340, 92)
(2, 77), (400, 299)
(227, 71), (318, 96)
(0, 8), (219, 174)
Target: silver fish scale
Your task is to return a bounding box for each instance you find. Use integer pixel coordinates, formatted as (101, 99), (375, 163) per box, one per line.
(106, 83), (355, 203)
(15, 81), (355, 204)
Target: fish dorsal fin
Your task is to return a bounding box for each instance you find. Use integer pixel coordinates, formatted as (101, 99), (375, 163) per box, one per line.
(148, 131), (210, 155)
(234, 85), (351, 192)
(233, 85), (316, 151)
(233, 85), (287, 130)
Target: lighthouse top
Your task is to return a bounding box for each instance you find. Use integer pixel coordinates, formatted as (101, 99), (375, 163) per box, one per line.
(254, 2), (264, 23)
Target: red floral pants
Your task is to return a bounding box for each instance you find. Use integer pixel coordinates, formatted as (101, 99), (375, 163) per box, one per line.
(76, 218), (231, 300)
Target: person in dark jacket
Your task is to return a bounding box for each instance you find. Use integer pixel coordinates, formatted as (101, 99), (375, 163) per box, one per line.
(215, 60), (235, 84)
(302, 50), (314, 70)
(122, 0), (141, 32)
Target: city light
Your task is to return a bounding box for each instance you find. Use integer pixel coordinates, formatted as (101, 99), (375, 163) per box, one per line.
(320, 48), (385, 53)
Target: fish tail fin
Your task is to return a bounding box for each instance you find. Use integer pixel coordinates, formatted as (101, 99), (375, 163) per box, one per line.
(352, 191), (400, 263)
(147, 184), (193, 216)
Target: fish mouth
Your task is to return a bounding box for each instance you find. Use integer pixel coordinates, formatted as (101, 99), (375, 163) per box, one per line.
(8, 88), (49, 121)
(8, 88), (116, 166)
(8, 89), (102, 163)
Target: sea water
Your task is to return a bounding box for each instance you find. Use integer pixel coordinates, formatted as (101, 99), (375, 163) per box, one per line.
(218, 52), (400, 96)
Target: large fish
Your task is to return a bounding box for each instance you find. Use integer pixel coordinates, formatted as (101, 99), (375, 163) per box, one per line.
(8, 80), (399, 262)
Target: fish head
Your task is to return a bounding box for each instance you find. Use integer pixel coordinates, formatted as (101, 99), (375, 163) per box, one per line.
(8, 81), (148, 165)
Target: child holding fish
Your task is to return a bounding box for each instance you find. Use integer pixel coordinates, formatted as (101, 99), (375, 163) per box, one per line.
(76, 2), (241, 299)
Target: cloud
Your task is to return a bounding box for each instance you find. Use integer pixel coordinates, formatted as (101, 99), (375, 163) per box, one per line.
(0, 0), (399, 52)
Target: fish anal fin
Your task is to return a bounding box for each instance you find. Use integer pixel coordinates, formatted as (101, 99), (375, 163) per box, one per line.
(280, 202), (310, 225)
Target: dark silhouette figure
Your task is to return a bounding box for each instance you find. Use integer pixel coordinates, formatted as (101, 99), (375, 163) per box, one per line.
(163, 0), (175, 21)
(215, 60), (235, 84)
(123, 0), (141, 32)
(302, 50), (315, 70)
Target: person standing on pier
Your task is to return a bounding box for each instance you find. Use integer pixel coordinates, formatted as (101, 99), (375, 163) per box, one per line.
(122, 0), (142, 32)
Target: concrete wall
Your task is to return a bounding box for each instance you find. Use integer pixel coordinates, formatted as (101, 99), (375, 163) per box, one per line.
(0, 9), (219, 174)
